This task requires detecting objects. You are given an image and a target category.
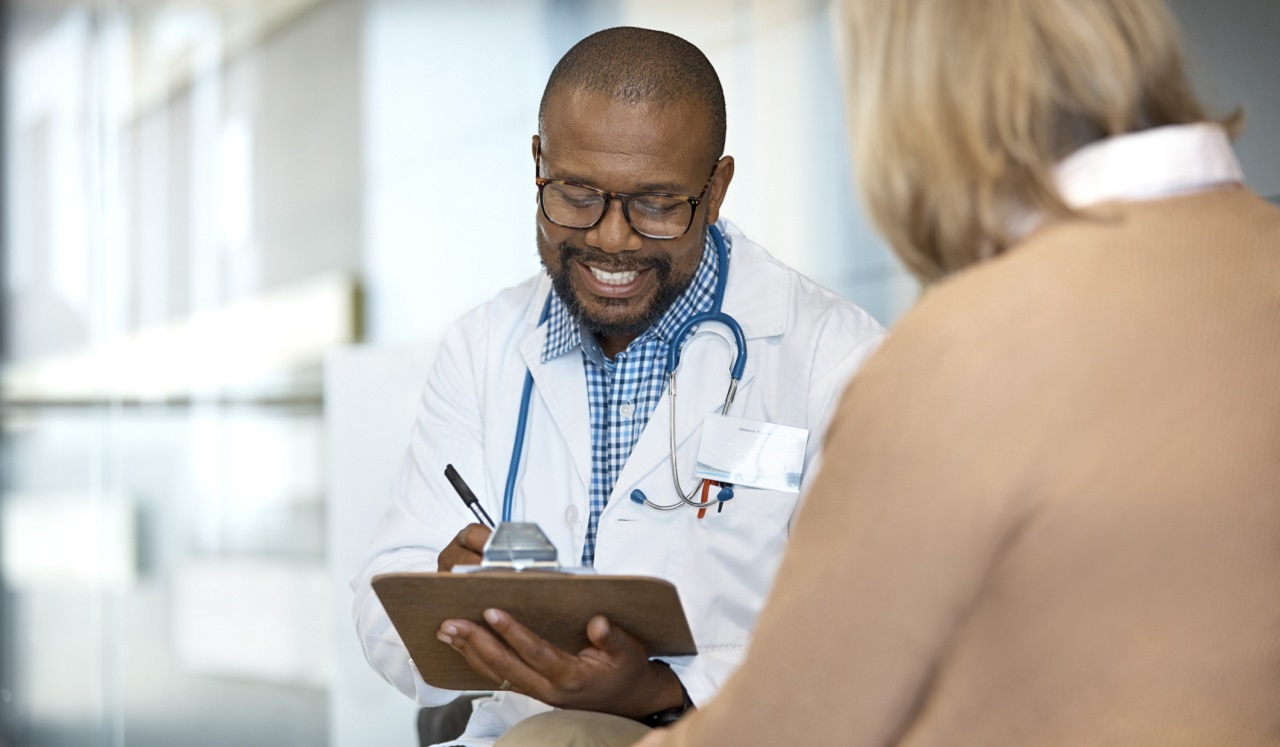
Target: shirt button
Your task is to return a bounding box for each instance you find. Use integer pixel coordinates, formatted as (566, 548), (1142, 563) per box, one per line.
(619, 402), (635, 419)
(564, 505), (579, 526)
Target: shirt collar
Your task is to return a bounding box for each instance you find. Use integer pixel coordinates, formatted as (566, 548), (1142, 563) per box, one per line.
(1006, 123), (1244, 245)
(541, 228), (726, 364)
(1054, 122), (1243, 209)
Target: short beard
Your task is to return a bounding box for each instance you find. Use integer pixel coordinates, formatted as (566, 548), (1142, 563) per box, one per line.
(542, 239), (700, 341)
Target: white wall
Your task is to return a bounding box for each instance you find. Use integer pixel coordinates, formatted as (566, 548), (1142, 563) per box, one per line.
(325, 345), (435, 747)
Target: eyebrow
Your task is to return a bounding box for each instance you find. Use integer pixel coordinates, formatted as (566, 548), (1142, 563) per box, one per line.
(544, 170), (694, 195)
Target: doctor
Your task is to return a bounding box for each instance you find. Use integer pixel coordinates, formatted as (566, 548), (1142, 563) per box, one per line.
(352, 26), (885, 747)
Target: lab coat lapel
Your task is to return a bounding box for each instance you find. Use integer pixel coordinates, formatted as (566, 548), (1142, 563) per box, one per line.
(518, 323), (592, 495)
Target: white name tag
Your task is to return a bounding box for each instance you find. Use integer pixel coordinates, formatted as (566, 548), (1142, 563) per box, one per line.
(694, 414), (810, 493)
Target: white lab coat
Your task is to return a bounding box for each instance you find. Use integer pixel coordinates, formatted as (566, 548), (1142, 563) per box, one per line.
(351, 221), (886, 746)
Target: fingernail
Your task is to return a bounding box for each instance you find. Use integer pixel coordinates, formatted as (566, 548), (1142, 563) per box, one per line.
(436, 632), (452, 645)
(483, 608), (501, 625)
(441, 623), (458, 636)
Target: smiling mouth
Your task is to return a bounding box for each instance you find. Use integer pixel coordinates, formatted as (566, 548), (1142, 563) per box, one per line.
(576, 261), (653, 300)
(588, 266), (640, 285)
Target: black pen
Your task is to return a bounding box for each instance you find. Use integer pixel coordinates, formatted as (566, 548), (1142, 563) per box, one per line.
(444, 464), (496, 529)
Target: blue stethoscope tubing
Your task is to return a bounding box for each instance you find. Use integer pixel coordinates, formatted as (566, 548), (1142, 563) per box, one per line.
(501, 224), (745, 521)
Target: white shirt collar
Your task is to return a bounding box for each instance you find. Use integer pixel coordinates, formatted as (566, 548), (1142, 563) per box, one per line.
(1054, 122), (1243, 209)
(1003, 123), (1244, 248)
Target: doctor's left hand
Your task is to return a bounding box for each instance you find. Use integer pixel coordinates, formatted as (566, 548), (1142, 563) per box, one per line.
(436, 609), (684, 718)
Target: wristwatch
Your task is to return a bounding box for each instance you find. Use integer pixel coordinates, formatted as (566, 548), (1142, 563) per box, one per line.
(639, 663), (695, 728)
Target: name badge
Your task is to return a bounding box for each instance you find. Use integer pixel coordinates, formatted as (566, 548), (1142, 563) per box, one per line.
(694, 414), (810, 493)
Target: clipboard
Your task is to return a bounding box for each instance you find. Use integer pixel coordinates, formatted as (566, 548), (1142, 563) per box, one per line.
(372, 570), (697, 691)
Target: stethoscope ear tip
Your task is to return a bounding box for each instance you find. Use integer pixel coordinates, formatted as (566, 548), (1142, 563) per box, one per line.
(630, 489), (648, 505)
(716, 485), (734, 502)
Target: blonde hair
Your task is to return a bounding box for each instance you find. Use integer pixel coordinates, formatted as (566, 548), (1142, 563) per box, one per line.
(839, 0), (1233, 282)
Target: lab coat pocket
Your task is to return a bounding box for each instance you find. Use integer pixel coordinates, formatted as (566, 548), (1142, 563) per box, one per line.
(703, 485), (799, 516)
(668, 486), (797, 653)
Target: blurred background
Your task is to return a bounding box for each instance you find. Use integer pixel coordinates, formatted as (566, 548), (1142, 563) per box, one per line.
(0, 0), (1275, 745)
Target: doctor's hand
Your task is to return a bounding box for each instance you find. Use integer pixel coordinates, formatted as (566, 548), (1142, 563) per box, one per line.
(437, 609), (685, 718)
(437, 523), (491, 572)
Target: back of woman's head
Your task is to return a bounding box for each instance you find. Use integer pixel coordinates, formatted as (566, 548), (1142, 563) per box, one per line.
(839, 0), (1225, 281)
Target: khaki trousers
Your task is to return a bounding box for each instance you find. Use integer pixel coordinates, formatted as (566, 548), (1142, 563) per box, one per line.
(492, 710), (652, 747)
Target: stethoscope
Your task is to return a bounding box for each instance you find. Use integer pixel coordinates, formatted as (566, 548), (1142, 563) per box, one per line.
(501, 223), (746, 521)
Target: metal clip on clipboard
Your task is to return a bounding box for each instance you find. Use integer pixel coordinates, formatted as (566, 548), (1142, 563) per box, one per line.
(479, 522), (560, 571)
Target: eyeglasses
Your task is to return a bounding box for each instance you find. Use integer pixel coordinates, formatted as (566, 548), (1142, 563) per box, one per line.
(535, 150), (717, 240)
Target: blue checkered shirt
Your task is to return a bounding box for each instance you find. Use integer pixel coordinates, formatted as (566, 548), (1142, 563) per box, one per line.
(542, 230), (725, 566)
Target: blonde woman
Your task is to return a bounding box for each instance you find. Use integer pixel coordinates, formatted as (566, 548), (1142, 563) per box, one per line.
(637, 0), (1280, 744)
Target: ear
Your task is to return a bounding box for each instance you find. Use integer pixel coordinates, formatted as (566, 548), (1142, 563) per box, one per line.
(531, 135), (541, 168)
(704, 155), (735, 226)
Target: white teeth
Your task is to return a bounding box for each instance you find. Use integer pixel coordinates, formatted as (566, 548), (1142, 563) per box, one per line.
(589, 266), (640, 285)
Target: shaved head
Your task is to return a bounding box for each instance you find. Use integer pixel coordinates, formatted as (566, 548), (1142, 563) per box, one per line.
(538, 27), (727, 164)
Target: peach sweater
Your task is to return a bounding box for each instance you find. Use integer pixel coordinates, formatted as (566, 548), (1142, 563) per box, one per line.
(645, 188), (1280, 746)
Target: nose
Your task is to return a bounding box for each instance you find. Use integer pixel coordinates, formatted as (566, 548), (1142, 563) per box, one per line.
(585, 199), (643, 254)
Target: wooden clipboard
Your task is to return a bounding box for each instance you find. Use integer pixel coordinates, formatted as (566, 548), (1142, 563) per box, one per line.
(372, 570), (696, 691)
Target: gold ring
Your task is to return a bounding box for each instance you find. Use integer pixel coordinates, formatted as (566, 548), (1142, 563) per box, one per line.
(498, 680), (512, 691)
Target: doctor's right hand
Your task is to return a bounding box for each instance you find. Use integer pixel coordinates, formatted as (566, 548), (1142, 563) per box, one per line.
(438, 523), (492, 572)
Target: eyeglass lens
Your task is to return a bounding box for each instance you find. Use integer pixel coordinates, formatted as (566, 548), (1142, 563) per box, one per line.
(541, 183), (692, 239)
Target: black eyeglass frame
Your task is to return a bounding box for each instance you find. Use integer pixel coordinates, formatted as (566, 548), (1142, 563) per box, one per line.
(534, 149), (718, 240)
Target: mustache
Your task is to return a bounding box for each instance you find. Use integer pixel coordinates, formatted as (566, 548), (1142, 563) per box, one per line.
(557, 242), (672, 274)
